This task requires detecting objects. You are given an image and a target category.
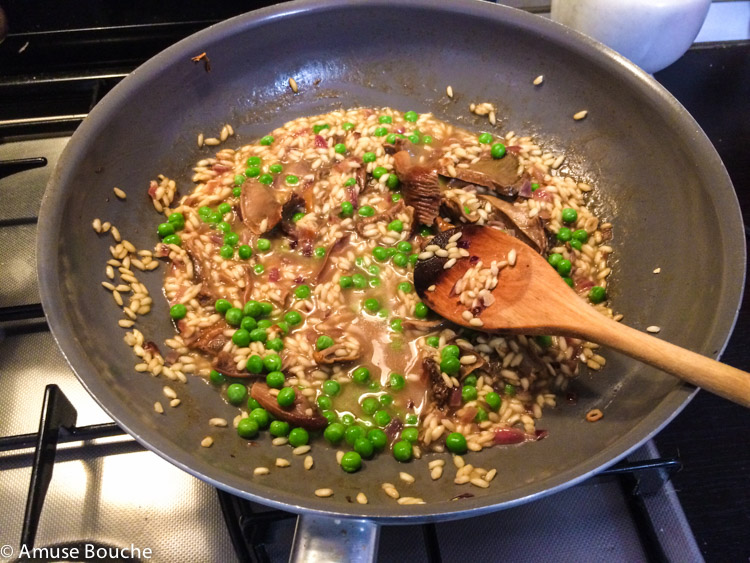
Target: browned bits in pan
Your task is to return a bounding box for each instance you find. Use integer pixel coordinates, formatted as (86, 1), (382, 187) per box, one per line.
(190, 51), (211, 72)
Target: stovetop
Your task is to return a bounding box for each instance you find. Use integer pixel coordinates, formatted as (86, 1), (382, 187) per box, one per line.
(0, 2), (748, 561)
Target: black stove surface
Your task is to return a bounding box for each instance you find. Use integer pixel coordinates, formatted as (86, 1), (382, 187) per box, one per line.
(1, 3), (748, 560)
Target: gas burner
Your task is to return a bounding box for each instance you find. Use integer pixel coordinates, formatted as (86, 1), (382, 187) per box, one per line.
(0, 157), (47, 179)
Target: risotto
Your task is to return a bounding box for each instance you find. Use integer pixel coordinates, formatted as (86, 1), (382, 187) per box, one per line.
(147, 107), (614, 468)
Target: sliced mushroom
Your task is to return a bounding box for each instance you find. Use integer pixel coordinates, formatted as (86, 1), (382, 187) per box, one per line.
(479, 194), (547, 253)
(422, 357), (451, 409)
(313, 342), (361, 364)
(240, 179), (284, 235)
(213, 350), (252, 378)
(440, 154), (522, 197)
(393, 151), (442, 225)
(401, 319), (446, 332)
(250, 382), (327, 430)
(355, 200), (408, 236)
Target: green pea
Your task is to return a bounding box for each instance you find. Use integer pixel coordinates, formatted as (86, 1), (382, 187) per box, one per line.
(365, 428), (386, 451)
(233, 187), (242, 197)
(322, 380), (340, 398)
(354, 437), (374, 459)
(390, 318), (403, 332)
(294, 285), (311, 299)
(340, 201), (354, 217)
(589, 285), (607, 304)
(317, 395), (333, 410)
(462, 385), (478, 402)
(393, 440), (412, 462)
(157, 222), (175, 238)
(441, 345), (460, 360)
(570, 239), (582, 251)
(352, 274), (367, 289)
(373, 127), (388, 137)
(341, 413), (355, 426)
(313, 246), (326, 258)
(426, 336), (440, 348)
(339, 275), (353, 289)
(372, 166), (387, 180)
(260, 135), (274, 145)
(362, 152), (376, 163)
(475, 408), (489, 422)
(363, 298), (380, 314)
(247, 397), (261, 411)
(207, 211), (222, 224)
(572, 229), (589, 243)
(414, 302), (429, 319)
(386, 174), (400, 190)
(378, 115), (392, 124)
(246, 355), (263, 374)
(345, 425), (364, 446)
(277, 387), (296, 407)
(266, 371), (285, 388)
(249, 408), (270, 429)
(387, 219), (403, 233)
(276, 321), (289, 335)
(548, 253), (563, 268)
(368, 264), (381, 275)
(445, 432), (467, 454)
(224, 232), (239, 247)
(405, 414), (418, 425)
(237, 418), (259, 439)
(374, 410), (391, 427)
(334, 143), (347, 154)
(391, 193), (402, 203)
(288, 427), (309, 447)
(284, 310), (302, 326)
(478, 132), (493, 144)
(389, 373), (405, 391)
(531, 182), (540, 191)
(214, 299), (231, 314)
(286, 174), (299, 185)
(258, 173), (273, 185)
(225, 307), (243, 326)
(269, 420), (290, 437)
(256, 238), (271, 252)
(386, 133), (397, 144)
(340, 451), (362, 472)
(269, 163), (283, 174)
(199, 206), (213, 219)
(324, 422), (345, 444)
(557, 259), (572, 276)
(266, 337), (284, 352)
(352, 366), (371, 384)
(396, 282), (412, 294)
(401, 427), (419, 443)
(485, 391), (502, 411)
(407, 133), (420, 144)
(226, 383), (247, 405)
(313, 123), (330, 134)
(441, 356), (461, 375)
(563, 277), (574, 287)
(504, 384), (517, 396)
(263, 354), (282, 372)
(232, 329), (251, 347)
(463, 374), (478, 387)
(245, 165), (261, 178)
(169, 303), (187, 320)
(162, 234), (181, 246)
(362, 397), (379, 415)
(209, 369), (226, 385)
(233, 174), (245, 187)
(238, 245), (252, 259)
(243, 300), (261, 318)
(379, 395), (393, 409)
(404, 110), (418, 122)
(250, 328), (268, 343)
(419, 225), (433, 237)
(246, 156), (261, 166)
(358, 206), (375, 217)
(256, 318), (272, 330)
(535, 335), (552, 348)
(291, 212), (305, 223)
(167, 212), (184, 227)
(491, 143), (507, 159)
(423, 135), (433, 144)
(342, 122), (355, 131)
(557, 227), (572, 242)
(322, 410), (338, 424)
(561, 208), (578, 223)
(316, 335), (334, 350)
(219, 245), (233, 259)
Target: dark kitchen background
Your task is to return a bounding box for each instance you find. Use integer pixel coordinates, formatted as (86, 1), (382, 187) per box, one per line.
(0, 1), (748, 561)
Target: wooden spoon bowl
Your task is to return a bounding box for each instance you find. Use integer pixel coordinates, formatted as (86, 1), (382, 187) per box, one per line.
(414, 225), (750, 408)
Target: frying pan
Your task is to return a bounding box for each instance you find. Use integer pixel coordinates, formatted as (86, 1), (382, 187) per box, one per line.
(37, 0), (745, 559)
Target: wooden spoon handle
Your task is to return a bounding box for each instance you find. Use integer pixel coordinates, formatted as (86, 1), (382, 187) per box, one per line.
(575, 312), (750, 408)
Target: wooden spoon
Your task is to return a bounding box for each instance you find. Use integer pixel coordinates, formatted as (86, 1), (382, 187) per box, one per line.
(414, 225), (750, 408)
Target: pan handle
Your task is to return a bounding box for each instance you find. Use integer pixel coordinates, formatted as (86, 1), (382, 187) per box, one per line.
(289, 515), (380, 562)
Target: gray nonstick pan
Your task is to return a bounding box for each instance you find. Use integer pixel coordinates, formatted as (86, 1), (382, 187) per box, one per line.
(37, 0), (745, 559)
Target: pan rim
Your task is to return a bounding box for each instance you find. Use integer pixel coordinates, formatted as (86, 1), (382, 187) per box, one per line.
(37, 0), (745, 521)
